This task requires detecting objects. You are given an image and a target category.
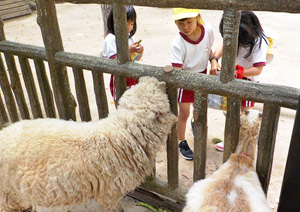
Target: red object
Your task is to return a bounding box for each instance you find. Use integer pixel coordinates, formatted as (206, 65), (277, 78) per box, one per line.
(235, 64), (244, 79)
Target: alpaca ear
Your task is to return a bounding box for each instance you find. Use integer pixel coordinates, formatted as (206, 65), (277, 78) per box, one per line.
(244, 110), (250, 115)
(259, 112), (263, 118)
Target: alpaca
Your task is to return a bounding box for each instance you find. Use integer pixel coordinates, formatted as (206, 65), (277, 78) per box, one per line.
(0, 76), (177, 212)
(183, 109), (271, 212)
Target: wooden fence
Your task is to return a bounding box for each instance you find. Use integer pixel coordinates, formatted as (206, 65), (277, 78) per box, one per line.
(0, 0), (300, 211)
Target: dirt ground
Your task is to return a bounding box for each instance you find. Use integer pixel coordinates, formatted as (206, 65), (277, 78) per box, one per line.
(3, 3), (300, 212)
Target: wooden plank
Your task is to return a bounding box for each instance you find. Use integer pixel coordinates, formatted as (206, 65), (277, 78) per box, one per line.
(18, 56), (43, 119)
(0, 0), (25, 7)
(278, 97), (300, 211)
(166, 85), (178, 189)
(0, 5), (30, 15)
(256, 103), (280, 193)
(33, 59), (56, 118)
(0, 0), (31, 20)
(72, 67), (91, 122)
(0, 1), (28, 10)
(91, 71), (108, 119)
(193, 91), (208, 181)
(0, 9), (31, 20)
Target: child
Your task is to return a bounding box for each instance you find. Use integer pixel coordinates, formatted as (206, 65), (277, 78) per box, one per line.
(102, 5), (144, 104)
(171, 8), (216, 160)
(211, 10), (269, 151)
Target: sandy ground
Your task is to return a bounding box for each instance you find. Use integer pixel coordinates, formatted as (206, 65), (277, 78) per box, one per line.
(2, 3), (300, 212)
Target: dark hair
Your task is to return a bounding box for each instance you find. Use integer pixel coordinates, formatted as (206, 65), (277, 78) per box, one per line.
(219, 10), (268, 58)
(107, 5), (137, 38)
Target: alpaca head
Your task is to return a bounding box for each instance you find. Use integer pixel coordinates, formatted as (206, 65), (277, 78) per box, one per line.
(240, 109), (263, 137)
(237, 109), (263, 159)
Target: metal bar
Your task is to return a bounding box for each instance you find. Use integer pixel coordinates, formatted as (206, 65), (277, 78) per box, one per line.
(193, 91), (208, 181)
(220, 8), (240, 83)
(256, 103), (280, 194)
(166, 85), (178, 189)
(278, 96), (300, 211)
(223, 97), (240, 162)
(55, 51), (300, 109)
(36, 0), (76, 120)
(59, 0), (300, 13)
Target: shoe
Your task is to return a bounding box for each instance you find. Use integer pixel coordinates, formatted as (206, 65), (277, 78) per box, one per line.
(215, 141), (224, 151)
(191, 119), (194, 137)
(179, 140), (194, 160)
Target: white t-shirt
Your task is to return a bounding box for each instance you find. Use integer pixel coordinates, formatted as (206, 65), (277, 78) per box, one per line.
(102, 33), (136, 59)
(170, 24), (214, 73)
(236, 37), (269, 82)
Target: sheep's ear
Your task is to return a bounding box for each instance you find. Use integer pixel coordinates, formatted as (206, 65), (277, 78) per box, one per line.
(155, 112), (160, 119)
(158, 81), (166, 90)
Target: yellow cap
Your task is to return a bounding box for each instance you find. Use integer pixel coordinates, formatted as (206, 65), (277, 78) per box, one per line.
(172, 8), (204, 25)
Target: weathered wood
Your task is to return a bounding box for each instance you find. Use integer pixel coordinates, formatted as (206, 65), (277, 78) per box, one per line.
(59, 0), (300, 13)
(91, 71), (108, 119)
(220, 8), (240, 83)
(4, 53), (30, 119)
(18, 56), (43, 118)
(55, 52), (300, 110)
(128, 187), (183, 212)
(36, 0), (76, 120)
(112, 3), (128, 102)
(0, 55), (18, 122)
(141, 177), (188, 206)
(193, 91), (208, 181)
(0, 0), (31, 20)
(223, 97), (240, 162)
(0, 40), (47, 60)
(256, 103), (280, 194)
(72, 67), (91, 122)
(0, 93), (8, 124)
(33, 59), (56, 118)
(166, 85), (178, 189)
(278, 96), (300, 211)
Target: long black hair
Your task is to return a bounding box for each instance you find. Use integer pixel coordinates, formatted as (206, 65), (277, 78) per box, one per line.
(107, 5), (137, 38)
(219, 10), (268, 58)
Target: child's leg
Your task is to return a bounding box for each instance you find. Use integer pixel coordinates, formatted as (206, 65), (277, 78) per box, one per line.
(178, 102), (191, 140)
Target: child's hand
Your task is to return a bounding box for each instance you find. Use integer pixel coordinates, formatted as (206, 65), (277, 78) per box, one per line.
(129, 42), (144, 54)
(235, 64), (244, 79)
(210, 60), (221, 75)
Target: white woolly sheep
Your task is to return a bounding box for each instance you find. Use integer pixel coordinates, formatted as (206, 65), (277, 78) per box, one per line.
(0, 76), (177, 212)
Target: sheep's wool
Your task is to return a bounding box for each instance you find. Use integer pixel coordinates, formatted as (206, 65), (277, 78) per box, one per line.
(0, 76), (177, 212)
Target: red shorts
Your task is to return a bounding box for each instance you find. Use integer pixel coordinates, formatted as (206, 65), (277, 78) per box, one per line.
(110, 75), (138, 100)
(240, 77), (257, 107)
(177, 69), (207, 103)
(241, 100), (255, 107)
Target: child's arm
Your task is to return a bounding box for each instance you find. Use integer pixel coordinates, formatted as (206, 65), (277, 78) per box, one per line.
(243, 65), (264, 77)
(210, 45), (223, 75)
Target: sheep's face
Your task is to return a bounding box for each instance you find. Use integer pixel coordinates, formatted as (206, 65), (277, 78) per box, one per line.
(118, 76), (172, 116)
